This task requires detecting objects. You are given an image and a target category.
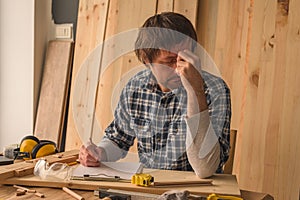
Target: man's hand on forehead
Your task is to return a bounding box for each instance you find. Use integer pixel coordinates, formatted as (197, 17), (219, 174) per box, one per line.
(177, 49), (201, 70)
(175, 49), (204, 95)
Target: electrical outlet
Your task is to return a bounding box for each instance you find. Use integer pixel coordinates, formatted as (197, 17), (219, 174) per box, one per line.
(56, 24), (73, 39)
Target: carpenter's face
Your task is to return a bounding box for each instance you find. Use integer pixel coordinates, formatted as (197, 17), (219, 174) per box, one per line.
(150, 50), (181, 92)
(148, 42), (192, 92)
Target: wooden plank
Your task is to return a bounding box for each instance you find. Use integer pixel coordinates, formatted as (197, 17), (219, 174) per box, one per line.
(197, 0), (250, 177)
(197, 0), (300, 199)
(197, 0), (217, 56)
(65, 0), (110, 150)
(0, 150), (78, 181)
(239, 0), (277, 193)
(213, 0), (250, 176)
(238, 0), (300, 199)
(259, 1), (289, 198)
(156, 0), (174, 13)
(275, 0), (300, 199)
(34, 40), (74, 150)
(174, 0), (198, 28)
(1, 173), (240, 197)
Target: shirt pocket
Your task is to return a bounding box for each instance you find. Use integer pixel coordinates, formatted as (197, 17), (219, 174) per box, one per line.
(130, 118), (151, 133)
(130, 118), (152, 153)
(168, 121), (179, 133)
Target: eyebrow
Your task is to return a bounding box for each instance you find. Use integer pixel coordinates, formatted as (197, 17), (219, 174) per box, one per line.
(160, 55), (177, 61)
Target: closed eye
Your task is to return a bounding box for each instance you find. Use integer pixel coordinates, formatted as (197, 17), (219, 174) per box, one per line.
(159, 58), (177, 66)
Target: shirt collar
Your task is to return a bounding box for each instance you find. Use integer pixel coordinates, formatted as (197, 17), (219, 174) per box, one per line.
(142, 71), (185, 98)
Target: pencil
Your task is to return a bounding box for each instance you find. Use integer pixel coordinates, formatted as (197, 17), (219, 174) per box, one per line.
(62, 187), (85, 200)
(67, 161), (79, 166)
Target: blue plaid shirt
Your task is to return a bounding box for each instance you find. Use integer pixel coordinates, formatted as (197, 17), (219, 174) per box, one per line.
(104, 69), (231, 172)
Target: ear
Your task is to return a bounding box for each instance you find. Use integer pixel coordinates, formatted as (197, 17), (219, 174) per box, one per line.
(143, 56), (150, 63)
(143, 58), (152, 68)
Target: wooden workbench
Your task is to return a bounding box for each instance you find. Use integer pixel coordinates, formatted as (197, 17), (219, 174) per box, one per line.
(0, 150), (272, 200)
(0, 150), (241, 198)
(0, 172), (240, 197)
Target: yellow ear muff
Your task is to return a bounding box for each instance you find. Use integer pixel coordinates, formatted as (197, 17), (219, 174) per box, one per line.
(19, 136), (57, 159)
(19, 135), (39, 159)
(31, 141), (57, 159)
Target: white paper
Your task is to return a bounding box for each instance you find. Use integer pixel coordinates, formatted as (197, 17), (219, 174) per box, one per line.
(71, 162), (143, 180)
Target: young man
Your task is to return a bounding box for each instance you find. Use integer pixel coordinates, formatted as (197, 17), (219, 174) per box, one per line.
(79, 12), (231, 178)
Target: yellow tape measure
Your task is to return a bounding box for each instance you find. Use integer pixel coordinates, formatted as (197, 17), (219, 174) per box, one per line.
(131, 173), (154, 187)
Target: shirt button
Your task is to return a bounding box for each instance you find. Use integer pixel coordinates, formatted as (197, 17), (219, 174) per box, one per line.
(157, 135), (161, 142)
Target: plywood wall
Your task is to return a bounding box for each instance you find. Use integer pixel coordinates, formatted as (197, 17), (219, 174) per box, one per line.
(65, 0), (198, 149)
(65, 0), (300, 199)
(198, 0), (300, 199)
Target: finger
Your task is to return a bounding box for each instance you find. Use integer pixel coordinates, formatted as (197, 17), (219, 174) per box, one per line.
(85, 159), (100, 167)
(175, 60), (187, 75)
(178, 50), (201, 70)
(79, 146), (99, 164)
(80, 158), (100, 167)
(177, 50), (194, 64)
(79, 155), (99, 167)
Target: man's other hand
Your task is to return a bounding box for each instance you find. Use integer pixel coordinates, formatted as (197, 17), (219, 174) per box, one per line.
(78, 144), (103, 167)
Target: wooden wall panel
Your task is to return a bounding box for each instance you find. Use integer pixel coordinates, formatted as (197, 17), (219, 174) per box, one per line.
(156, 0), (174, 13)
(66, 0), (110, 150)
(198, 0), (300, 199)
(66, 0), (199, 151)
(66, 0), (158, 150)
(174, 0), (198, 27)
(197, 0), (250, 176)
(96, 0), (157, 146)
(240, 0), (277, 192)
(66, 0), (300, 199)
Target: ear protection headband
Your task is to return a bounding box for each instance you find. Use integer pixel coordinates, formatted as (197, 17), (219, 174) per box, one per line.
(18, 135), (57, 159)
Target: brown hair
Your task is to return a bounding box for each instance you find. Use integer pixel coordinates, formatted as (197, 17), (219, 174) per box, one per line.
(134, 12), (197, 64)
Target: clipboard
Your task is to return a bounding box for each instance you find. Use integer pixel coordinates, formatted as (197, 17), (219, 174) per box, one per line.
(71, 162), (143, 181)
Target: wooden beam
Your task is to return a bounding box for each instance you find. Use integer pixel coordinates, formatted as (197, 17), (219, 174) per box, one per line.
(0, 150), (78, 181)
(34, 40), (74, 150)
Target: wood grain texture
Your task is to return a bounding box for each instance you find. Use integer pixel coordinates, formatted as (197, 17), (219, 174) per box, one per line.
(66, 0), (110, 150)
(198, 0), (300, 199)
(0, 150), (78, 180)
(197, 0), (250, 177)
(156, 0), (174, 13)
(34, 40), (74, 150)
(1, 173), (240, 197)
(96, 0), (157, 145)
(174, 0), (198, 28)
(65, 0), (199, 152)
(239, 0), (281, 197)
(64, 1), (300, 198)
(0, 185), (98, 200)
